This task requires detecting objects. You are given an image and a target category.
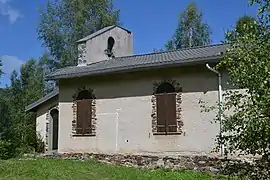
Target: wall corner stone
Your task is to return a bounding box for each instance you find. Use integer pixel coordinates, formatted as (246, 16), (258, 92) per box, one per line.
(151, 95), (157, 133)
(78, 43), (87, 65)
(91, 99), (97, 135)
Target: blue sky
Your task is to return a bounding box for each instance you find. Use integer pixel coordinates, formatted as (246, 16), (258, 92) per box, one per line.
(0, 0), (257, 87)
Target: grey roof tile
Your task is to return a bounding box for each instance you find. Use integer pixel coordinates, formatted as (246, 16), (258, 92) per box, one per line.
(46, 44), (228, 80)
(25, 88), (59, 112)
(77, 25), (131, 43)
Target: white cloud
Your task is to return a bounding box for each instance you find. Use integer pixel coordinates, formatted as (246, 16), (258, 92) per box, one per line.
(0, 0), (11, 3)
(1, 55), (24, 75)
(0, 0), (22, 24)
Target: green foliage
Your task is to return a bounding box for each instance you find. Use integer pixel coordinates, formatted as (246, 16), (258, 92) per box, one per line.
(0, 91), (17, 159)
(198, 1), (270, 179)
(165, 2), (211, 50)
(1, 0), (120, 159)
(0, 159), (223, 180)
(0, 140), (17, 160)
(198, 1), (270, 178)
(225, 15), (257, 42)
(219, 1), (270, 159)
(0, 96), (12, 140)
(0, 58), (3, 78)
(35, 133), (45, 154)
(251, 0), (270, 23)
(7, 59), (45, 153)
(38, 0), (120, 67)
(0, 58), (47, 159)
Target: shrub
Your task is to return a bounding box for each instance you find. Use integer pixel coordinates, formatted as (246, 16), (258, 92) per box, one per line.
(0, 140), (17, 160)
(35, 133), (45, 153)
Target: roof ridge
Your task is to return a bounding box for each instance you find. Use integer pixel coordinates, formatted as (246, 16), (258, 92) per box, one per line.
(77, 25), (131, 43)
(106, 43), (226, 60)
(46, 43), (227, 80)
(84, 43), (226, 66)
(118, 43), (225, 59)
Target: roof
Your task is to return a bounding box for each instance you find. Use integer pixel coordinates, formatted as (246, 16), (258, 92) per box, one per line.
(77, 25), (131, 43)
(25, 88), (59, 112)
(46, 44), (228, 80)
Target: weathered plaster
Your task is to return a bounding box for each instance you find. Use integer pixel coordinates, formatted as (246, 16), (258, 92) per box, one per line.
(36, 97), (58, 152)
(83, 26), (133, 64)
(57, 66), (228, 156)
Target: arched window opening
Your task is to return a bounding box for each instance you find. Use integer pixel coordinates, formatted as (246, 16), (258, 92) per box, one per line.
(76, 90), (93, 100)
(75, 90), (93, 136)
(156, 82), (176, 94)
(50, 109), (59, 120)
(105, 37), (115, 58)
(50, 109), (59, 150)
(155, 82), (177, 134)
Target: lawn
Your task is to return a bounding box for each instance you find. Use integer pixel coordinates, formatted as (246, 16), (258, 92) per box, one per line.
(0, 158), (225, 180)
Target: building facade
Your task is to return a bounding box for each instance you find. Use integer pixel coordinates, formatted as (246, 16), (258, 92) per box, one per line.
(26, 26), (228, 156)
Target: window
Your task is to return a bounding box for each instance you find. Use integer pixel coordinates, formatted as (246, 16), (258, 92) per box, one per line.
(105, 36), (115, 58)
(75, 90), (94, 135)
(155, 83), (177, 134)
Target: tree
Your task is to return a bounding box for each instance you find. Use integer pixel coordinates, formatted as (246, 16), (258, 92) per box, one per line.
(38, 0), (120, 67)
(0, 89), (16, 159)
(38, 52), (56, 93)
(165, 2), (211, 50)
(211, 0), (270, 178)
(153, 48), (163, 53)
(0, 89), (12, 141)
(219, 1), (270, 159)
(0, 57), (3, 78)
(7, 59), (45, 153)
(0, 55), (50, 159)
(225, 15), (257, 42)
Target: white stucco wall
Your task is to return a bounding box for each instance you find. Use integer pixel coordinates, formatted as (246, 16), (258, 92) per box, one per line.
(36, 107), (47, 142)
(85, 26), (133, 64)
(58, 66), (231, 156)
(36, 97), (58, 150)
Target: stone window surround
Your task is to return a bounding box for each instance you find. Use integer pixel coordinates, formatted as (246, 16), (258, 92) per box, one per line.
(151, 79), (183, 135)
(45, 105), (59, 152)
(72, 86), (97, 137)
(78, 42), (87, 65)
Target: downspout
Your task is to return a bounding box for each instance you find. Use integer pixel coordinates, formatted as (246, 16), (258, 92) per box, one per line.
(115, 108), (122, 153)
(206, 63), (224, 156)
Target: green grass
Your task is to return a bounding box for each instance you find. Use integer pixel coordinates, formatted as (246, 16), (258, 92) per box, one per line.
(0, 158), (225, 180)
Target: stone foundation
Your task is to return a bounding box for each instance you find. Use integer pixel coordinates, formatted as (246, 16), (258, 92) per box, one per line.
(30, 153), (227, 173)
(23, 153), (268, 178)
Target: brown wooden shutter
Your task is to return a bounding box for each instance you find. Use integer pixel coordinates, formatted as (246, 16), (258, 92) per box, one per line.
(156, 94), (166, 132)
(76, 99), (92, 135)
(166, 93), (177, 132)
(85, 99), (92, 134)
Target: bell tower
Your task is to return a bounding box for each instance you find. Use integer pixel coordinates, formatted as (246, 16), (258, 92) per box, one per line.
(77, 25), (133, 66)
